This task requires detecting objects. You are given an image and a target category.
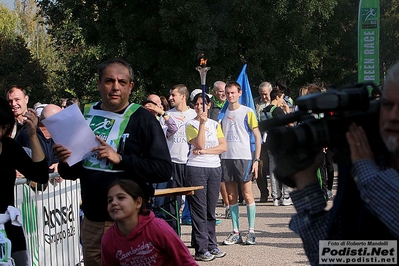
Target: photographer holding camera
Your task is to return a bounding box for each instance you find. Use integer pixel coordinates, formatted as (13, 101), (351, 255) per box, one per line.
(276, 62), (399, 265)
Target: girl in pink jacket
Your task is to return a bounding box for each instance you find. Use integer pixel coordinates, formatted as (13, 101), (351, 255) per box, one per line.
(102, 179), (198, 266)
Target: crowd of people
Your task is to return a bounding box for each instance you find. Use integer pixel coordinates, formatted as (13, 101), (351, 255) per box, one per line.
(2, 57), (398, 266)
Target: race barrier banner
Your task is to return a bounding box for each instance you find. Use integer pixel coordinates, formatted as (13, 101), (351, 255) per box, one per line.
(14, 178), (82, 266)
(358, 0), (380, 85)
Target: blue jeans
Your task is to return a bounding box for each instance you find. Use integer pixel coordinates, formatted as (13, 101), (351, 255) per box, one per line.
(181, 199), (191, 222)
(152, 181), (168, 219)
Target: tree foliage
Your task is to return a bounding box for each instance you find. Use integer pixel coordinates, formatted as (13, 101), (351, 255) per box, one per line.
(380, 0), (399, 78)
(0, 3), (18, 39)
(31, 0), (399, 104)
(12, 0), (68, 104)
(0, 1), (67, 106)
(0, 34), (47, 104)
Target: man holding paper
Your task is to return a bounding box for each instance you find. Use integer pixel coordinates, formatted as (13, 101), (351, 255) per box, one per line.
(53, 58), (172, 266)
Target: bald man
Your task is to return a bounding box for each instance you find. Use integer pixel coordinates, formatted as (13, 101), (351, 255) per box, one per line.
(40, 104), (62, 121)
(143, 93), (177, 138)
(16, 104), (61, 175)
(143, 94), (164, 116)
(209, 81), (226, 121)
(142, 94), (177, 221)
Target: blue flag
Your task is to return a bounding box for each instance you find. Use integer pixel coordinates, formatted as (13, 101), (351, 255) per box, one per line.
(237, 64), (256, 112)
(217, 64), (256, 151)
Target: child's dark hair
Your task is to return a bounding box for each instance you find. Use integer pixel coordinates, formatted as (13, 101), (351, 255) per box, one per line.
(270, 89), (284, 101)
(108, 179), (146, 213)
(160, 96), (170, 111)
(0, 97), (15, 136)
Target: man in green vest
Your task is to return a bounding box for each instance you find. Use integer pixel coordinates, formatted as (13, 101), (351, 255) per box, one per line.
(54, 58), (172, 266)
(209, 81), (226, 121)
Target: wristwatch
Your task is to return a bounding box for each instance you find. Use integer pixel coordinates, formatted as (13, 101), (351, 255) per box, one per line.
(161, 112), (168, 117)
(253, 158), (261, 163)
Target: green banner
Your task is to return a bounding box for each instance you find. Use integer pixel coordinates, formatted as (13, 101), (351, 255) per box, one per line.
(358, 0), (380, 85)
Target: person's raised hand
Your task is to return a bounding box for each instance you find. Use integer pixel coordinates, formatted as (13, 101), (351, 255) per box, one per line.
(199, 111), (208, 124)
(144, 103), (163, 115)
(23, 108), (39, 137)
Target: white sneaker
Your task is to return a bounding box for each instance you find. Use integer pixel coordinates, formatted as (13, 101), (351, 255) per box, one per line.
(273, 199), (280, 206)
(282, 198), (293, 206)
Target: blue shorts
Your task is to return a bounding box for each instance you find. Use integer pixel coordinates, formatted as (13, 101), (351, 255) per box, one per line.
(221, 159), (254, 183)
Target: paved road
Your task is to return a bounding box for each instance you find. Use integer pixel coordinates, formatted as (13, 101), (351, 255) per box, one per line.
(180, 182), (314, 266)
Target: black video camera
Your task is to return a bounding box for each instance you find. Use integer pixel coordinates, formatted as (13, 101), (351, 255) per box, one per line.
(259, 82), (382, 187)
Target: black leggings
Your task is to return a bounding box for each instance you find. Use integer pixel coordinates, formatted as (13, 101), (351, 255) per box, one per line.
(4, 221), (27, 252)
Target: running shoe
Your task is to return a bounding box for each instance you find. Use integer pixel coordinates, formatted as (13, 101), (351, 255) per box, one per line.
(222, 232), (243, 245)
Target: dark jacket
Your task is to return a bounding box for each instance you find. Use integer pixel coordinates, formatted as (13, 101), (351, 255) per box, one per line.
(59, 103), (172, 222)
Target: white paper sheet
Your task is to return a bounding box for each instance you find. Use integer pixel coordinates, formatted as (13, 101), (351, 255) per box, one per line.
(42, 104), (98, 166)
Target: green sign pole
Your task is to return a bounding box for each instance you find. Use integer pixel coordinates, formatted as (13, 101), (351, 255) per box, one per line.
(358, 0), (380, 85)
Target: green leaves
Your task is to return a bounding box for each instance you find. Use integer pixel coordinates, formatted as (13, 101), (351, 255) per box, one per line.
(0, 34), (47, 104)
(5, 0), (392, 106)
(0, 4), (18, 39)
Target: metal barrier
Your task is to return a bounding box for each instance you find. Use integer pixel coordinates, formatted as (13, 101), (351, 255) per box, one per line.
(14, 174), (83, 266)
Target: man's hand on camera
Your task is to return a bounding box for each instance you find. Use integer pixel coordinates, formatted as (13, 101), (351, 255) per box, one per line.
(346, 123), (374, 163)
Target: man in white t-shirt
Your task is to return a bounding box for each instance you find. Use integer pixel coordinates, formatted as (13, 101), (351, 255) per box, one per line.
(221, 81), (262, 245)
(165, 84), (197, 231)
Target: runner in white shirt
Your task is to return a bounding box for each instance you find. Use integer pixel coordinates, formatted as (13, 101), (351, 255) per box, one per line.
(164, 84), (196, 231)
(220, 81), (262, 246)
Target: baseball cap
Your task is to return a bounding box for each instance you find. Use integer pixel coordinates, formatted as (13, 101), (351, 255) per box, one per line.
(190, 89), (212, 102)
(35, 104), (48, 117)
